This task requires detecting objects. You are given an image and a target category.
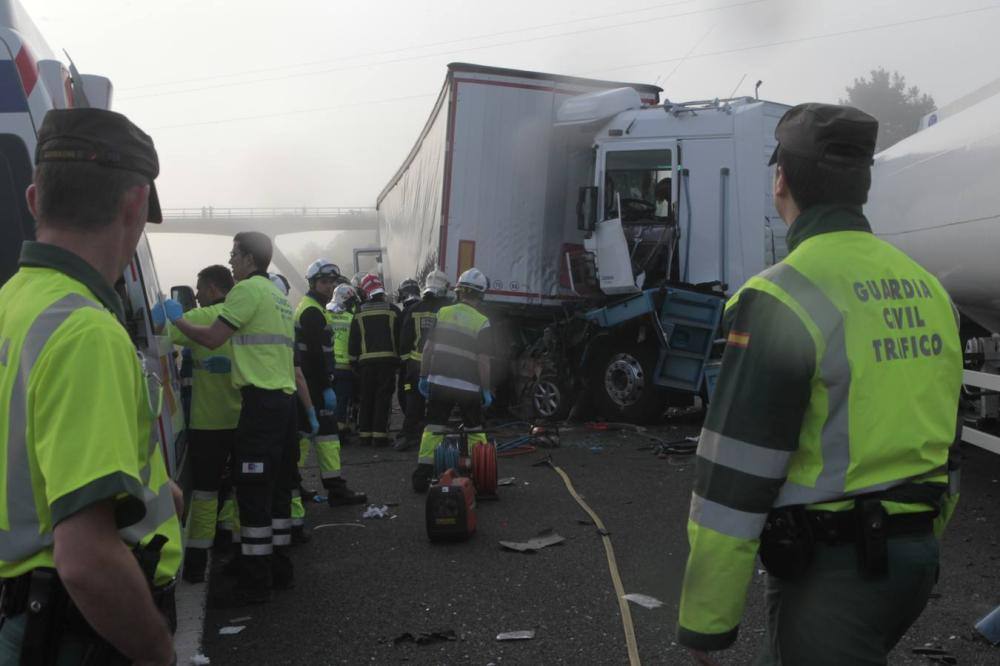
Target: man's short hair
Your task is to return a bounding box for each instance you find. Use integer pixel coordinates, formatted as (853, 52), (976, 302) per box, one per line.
(197, 264), (235, 294)
(777, 147), (871, 211)
(33, 162), (148, 231)
(233, 231), (272, 271)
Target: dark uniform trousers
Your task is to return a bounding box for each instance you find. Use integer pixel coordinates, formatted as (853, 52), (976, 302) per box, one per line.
(234, 387), (297, 590)
(400, 360), (426, 439)
(424, 384), (484, 434)
(358, 361), (397, 444)
(189, 428), (235, 495)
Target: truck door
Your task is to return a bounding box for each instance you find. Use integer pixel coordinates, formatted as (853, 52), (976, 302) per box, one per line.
(675, 138), (735, 287)
(597, 141), (678, 286)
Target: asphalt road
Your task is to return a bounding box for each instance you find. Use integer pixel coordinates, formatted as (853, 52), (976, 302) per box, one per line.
(197, 423), (1000, 665)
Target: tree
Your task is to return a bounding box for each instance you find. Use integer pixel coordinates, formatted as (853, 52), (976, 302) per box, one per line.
(841, 68), (935, 152)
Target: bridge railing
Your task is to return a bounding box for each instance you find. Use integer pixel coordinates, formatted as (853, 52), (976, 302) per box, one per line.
(161, 207), (376, 219)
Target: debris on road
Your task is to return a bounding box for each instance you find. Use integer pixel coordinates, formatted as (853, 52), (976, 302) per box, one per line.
(499, 529), (565, 553)
(190, 655), (210, 665)
(623, 593), (664, 610)
(590, 446), (604, 454)
(362, 504), (391, 519)
(314, 522), (365, 530)
(392, 629), (458, 645)
(498, 477), (516, 486)
(218, 626), (245, 636)
(312, 494), (328, 503)
(911, 646), (957, 664)
(975, 603), (1000, 645)
(496, 630), (536, 641)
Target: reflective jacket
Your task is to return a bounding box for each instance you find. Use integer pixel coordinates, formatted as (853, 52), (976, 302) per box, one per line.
(426, 301), (492, 395)
(348, 299), (398, 365)
(294, 291), (334, 392)
(677, 205), (963, 651)
(399, 295), (448, 362)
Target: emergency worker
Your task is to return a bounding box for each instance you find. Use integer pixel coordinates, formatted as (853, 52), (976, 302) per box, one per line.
(394, 270), (450, 451)
(412, 268), (493, 492)
(348, 274), (398, 447)
(295, 260), (366, 506)
(327, 284), (360, 436)
(676, 104), (963, 665)
(394, 278), (422, 415)
(168, 265), (241, 584)
(350, 271), (368, 304)
(168, 231), (298, 607)
(0, 108), (180, 664)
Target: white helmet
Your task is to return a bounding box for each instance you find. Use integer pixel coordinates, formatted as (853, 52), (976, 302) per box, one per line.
(268, 272), (290, 296)
(456, 267), (488, 294)
(422, 270), (450, 297)
(305, 258), (341, 282)
(330, 284), (358, 312)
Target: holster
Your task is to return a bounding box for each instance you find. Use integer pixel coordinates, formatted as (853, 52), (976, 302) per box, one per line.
(854, 497), (889, 579)
(759, 506), (815, 580)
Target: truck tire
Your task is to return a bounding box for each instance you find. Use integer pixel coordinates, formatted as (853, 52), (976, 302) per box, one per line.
(591, 342), (665, 424)
(530, 377), (572, 421)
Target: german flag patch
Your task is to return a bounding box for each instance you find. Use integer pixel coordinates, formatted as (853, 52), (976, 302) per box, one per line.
(727, 330), (751, 348)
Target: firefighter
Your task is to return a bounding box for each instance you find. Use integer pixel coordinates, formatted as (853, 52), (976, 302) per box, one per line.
(676, 104), (964, 665)
(168, 264), (241, 584)
(394, 270), (451, 451)
(169, 232), (298, 607)
(0, 108), (180, 663)
(328, 284), (360, 437)
(349, 274), (398, 447)
(295, 259), (366, 506)
(394, 278), (422, 416)
(412, 268), (493, 493)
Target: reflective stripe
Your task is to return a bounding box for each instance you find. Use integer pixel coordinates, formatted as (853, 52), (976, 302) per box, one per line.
(241, 525), (272, 538)
(273, 534), (291, 546)
(232, 334), (294, 347)
(774, 466), (947, 507)
(434, 343), (478, 361)
(360, 351), (397, 361)
(423, 424), (451, 434)
(187, 538), (213, 549)
(321, 470), (342, 479)
(2, 294), (100, 561)
(418, 456), (434, 464)
(272, 518), (292, 530)
(949, 468), (961, 495)
(241, 543), (273, 555)
(689, 493), (768, 540)
(191, 490), (216, 502)
(428, 374), (480, 393)
(697, 429), (792, 480)
(120, 482), (177, 544)
(434, 319), (477, 339)
(759, 263), (852, 494)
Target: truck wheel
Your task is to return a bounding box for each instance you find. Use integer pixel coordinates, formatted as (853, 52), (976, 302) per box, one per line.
(531, 378), (571, 421)
(592, 342), (665, 423)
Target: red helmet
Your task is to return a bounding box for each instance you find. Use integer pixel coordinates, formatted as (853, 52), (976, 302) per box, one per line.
(359, 273), (385, 298)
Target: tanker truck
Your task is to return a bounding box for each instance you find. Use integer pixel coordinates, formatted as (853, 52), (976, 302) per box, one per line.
(377, 63), (789, 421)
(866, 79), (1000, 455)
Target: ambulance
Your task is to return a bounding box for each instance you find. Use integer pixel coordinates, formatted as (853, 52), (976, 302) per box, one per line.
(0, 0), (187, 477)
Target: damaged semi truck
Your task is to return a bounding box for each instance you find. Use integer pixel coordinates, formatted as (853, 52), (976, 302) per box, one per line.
(377, 63), (790, 422)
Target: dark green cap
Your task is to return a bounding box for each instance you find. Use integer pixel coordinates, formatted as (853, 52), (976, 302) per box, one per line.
(35, 108), (162, 223)
(768, 103), (878, 169)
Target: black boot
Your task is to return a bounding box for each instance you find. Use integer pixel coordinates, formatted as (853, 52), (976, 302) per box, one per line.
(412, 463), (434, 494)
(272, 548), (295, 590)
(291, 524), (312, 544)
(213, 529), (233, 554)
(182, 547), (208, 584)
(327, 478), (367, 507)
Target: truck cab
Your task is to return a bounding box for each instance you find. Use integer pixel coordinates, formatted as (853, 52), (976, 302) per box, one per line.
(0, 0), (186, 476)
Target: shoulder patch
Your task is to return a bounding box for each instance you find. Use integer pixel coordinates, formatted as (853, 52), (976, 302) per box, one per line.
(726, 330), (751, 348)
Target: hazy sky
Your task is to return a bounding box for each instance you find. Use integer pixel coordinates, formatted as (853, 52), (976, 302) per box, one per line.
(22, 0), (1000, 286)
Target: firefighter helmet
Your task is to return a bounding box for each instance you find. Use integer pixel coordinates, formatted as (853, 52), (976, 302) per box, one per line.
(456, 267), (488, 294)
(268, 272), (290, 296)
(422, 270), (450, 297)
(359, 273), (385, 298)
(330, 284), (358, 312)
(305, 258), (340, 282)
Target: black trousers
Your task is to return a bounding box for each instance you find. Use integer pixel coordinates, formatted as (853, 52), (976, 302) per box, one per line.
(189, 428), (235, 492)
(397, 363), (408, 417)
(400, 360), (425, 438)
(424, 384), (484, 429)
(358, 362), (397, 442)
(234, 387), (297, 590)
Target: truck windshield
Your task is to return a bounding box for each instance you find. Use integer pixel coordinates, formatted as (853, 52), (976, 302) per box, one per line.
(0, 134), (35, 287)
(604, 149), (673, 224)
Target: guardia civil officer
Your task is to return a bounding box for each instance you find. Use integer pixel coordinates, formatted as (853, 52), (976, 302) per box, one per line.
(411, 268), (493, 492)
(676, 104), (963, 665)
(295, 259), (366, 506)
(0, 108), (181, 664)
(168, 231), (298, 606)
(168, 265), (241, 583)
(394, 270), (450, 451)
(349, 274), (399, 447)
(327, 284), (360, 437)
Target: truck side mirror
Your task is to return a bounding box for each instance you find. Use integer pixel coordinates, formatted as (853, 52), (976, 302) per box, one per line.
(170, 285), (197, 312)
(577, 186), (598, 233)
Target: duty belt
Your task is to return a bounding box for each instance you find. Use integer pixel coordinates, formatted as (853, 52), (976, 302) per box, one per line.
(1, 570), (176, 619)
(804, 509), (934, 545)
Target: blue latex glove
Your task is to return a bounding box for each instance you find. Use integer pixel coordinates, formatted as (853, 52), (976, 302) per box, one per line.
(152, 299), (183, 328)
(418, 377), (430, 399)
(322, 387), (337, 413)
(482, 388), (494, 409)
(306, 407), (320, 435)
(202, 356), (231, 374)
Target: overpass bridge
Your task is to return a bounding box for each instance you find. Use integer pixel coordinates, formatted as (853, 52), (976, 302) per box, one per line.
(147, 206), (378, 294)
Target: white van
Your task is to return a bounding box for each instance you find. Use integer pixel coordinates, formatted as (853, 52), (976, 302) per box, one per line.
(0, 0), (187, 477)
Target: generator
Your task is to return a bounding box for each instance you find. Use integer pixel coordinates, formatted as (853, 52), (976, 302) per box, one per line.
(426, 469), (477, 542)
